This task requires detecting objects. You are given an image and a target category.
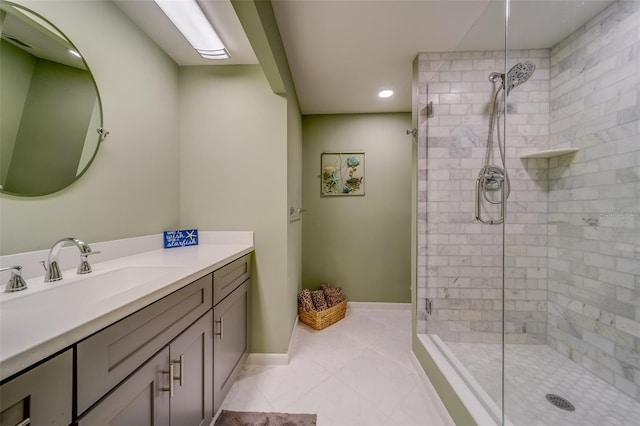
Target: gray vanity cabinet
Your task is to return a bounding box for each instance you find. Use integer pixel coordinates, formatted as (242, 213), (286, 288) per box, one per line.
(212, 255), (250, 413)
(78, 311), (213, 426)
(170, 310), (213, 426)
(0, 350), (72, 426)
(0, 251), (252, 426)
(213, 254), (250, 306)
(77, 347), (171, 426)
(76, 274), (213, 415)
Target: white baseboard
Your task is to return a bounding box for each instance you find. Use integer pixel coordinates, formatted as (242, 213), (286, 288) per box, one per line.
(347, 301), (411, 310)
(246, 352), (289, 365)
(287, 315), (299, 355)
(246, 316), (299, 366)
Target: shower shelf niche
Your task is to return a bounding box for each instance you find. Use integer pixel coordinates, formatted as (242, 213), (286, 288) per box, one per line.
(520, 148), (579, 159)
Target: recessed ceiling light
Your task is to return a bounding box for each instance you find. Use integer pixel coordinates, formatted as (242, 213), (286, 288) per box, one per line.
(69, 49), (81, 58)
(378, 90), (394, 98)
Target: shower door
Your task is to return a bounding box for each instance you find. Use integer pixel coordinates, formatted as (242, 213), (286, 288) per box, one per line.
(417, 0), (640, 424)
(502, 0), (640, 424)
(416, 0), (511, 423)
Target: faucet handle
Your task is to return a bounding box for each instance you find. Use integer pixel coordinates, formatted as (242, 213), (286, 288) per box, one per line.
(77, 251), (101, 275)
(0, 266), (28, 293)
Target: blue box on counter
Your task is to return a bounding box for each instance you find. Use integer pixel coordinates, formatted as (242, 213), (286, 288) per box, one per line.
(163, 229), (198, 249)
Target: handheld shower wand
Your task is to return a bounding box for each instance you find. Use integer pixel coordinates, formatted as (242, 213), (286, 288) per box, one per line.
(476, 61), (536, 224)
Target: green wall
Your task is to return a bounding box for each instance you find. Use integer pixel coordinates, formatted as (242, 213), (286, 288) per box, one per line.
(229, 0), (303, 354)
(178, 65), (291, 354)
(302, 113), (412, 303)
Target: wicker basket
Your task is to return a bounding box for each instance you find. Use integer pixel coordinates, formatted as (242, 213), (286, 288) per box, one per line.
(298, 300), (347, 330)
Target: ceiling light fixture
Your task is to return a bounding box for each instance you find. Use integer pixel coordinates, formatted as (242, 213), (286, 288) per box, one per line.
(69, 49), (81, 59)
(154, 0), (229, 59)
(378, 89), (394, 98)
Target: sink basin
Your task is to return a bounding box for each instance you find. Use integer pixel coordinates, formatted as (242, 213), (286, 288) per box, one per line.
(70, 266), (181, 293)
(0, 266), (183, 312)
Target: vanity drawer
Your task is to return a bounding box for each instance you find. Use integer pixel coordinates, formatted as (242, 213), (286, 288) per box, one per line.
(76, 273), (213, 415)
(0, 350), (72, 426)
(213, 254), (251, 305)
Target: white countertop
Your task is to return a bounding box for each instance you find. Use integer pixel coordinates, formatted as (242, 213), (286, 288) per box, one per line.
(0, 233), (253, 381)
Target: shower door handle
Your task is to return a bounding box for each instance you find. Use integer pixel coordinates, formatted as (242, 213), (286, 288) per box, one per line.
(500, 179), (506, 222)
(475, 177), (505, 225)
(475, 177), (482, 222)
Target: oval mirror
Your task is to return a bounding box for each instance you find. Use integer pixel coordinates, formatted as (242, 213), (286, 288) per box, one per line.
(0, 1), (104, 197)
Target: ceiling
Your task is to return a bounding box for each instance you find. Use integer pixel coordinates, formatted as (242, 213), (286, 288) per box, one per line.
(115, 0), (615, 115)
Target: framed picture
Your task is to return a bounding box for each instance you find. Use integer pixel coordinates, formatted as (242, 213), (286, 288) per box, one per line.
(321, 152), (365, 196)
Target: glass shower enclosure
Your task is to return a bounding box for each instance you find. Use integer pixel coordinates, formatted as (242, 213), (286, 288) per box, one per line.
(415, 0), (640, 424)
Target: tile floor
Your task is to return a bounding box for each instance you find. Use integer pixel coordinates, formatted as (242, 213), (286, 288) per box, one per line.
(447, 342), (640, 426)
(217, 307), (455, 426)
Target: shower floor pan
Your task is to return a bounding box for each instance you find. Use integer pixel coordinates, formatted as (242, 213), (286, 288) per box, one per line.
(446, 342), (640, 426)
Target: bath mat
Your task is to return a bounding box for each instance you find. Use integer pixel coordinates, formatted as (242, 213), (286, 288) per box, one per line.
(214, 410), (317, 426)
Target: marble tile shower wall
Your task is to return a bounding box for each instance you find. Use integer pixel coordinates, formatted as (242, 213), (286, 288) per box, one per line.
(545, 0), (640, 400)
(416, 49), (551, 344)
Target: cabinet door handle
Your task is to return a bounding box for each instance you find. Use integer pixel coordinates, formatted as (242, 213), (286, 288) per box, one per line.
(16, 419), (31, 426)
(162, 363), (174, 398)
(173, 354), (184, 386)
(215, 317), (224, 340)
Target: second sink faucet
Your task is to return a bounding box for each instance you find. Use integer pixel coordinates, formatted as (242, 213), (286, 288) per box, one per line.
(42, 237), (101, 282)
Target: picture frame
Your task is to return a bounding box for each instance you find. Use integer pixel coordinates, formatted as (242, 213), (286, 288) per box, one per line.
(320, 152), (365, 196)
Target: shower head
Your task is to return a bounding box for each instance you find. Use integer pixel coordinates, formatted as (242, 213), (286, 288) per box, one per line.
(488, 61), (536, 95)
(505, 61), (536, 94)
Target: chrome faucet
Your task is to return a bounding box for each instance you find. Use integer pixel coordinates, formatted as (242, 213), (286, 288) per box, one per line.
(42, 237), (100, 282)
(0, 265), (28, 292)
